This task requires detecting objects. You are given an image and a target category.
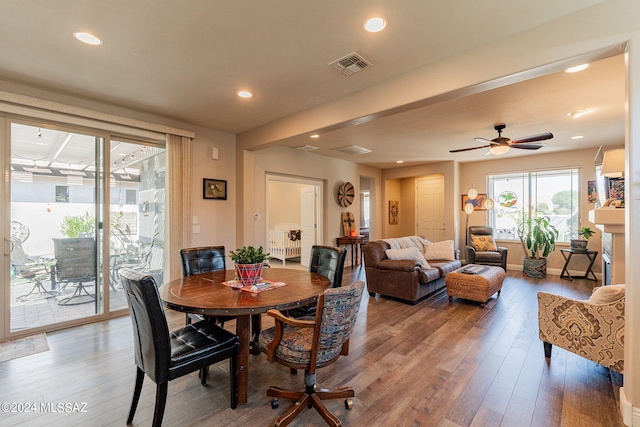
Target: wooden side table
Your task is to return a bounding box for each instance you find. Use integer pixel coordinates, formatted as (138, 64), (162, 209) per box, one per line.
(336, 236), (365, 267)
(560, 249), (598, 281)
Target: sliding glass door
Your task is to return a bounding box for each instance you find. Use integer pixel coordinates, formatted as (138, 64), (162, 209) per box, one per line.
(108, 138), (165, 311)
(7, 121), (165, 334)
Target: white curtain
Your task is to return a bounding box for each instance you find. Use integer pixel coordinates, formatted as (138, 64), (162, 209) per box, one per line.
(166, 133), (192, 281)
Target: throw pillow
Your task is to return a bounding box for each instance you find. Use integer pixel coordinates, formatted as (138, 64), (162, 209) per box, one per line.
(385, 247), (430, 268)
(424, 240), (455, 261)
(471, 234), (497, 251)
(588, 284), (625, 304)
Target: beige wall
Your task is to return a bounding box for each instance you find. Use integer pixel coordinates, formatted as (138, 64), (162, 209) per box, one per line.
(188, 128), (237, 252)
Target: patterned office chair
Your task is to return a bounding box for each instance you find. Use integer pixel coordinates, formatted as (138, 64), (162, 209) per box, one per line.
(259, 281), (364, 426)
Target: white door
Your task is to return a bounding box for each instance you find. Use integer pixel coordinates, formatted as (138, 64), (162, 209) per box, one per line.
(300, 186), (316, 267)
(416, 176), (445, 241)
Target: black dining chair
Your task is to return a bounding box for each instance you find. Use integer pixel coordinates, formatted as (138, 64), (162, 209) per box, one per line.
(119, 268), (239, 427)
(288, 245), (347, 318)
(180, 246), (231, 325)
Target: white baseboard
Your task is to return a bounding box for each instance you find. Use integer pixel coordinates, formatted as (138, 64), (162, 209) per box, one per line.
(620, 387), (640, 426)
(504, 263), (602, 281)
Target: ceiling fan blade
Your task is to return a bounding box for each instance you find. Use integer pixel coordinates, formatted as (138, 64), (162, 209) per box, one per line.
(450, 144), (492, 153)
(510, 144), (543, 150)
(511, 132), (553, 144)
(474, 137), (493, 144)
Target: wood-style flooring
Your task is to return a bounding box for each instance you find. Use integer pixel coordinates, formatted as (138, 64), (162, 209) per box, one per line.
(0, 266), (624, 426)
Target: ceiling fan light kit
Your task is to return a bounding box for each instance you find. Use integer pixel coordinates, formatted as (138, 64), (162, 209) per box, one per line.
(450, 124), (553, 155)
(490, 145), (510, 155)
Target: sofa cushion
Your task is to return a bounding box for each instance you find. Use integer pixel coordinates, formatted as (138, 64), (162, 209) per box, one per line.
(385, 247), (430, 268)
(419, 267), (441, 283)
(588, 284), (625, 304)
(382, 236), (428, 251)
(424, 240), (455, 261)
(429, 259), (462, 276)
(471, 234), (497, 251)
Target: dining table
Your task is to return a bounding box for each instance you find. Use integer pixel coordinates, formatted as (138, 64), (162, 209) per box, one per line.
(158, 268), (331, 405)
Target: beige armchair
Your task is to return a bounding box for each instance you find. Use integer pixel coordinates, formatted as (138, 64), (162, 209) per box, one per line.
(537, 285), (624, 373)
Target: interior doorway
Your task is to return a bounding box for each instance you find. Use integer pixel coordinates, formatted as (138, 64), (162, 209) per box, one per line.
(266, 175), (323, 268)
(359, 177), (375, 238)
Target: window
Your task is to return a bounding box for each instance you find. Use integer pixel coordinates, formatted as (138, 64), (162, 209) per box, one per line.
(488, 168), (579, 243)
(55, 185), (69, 203)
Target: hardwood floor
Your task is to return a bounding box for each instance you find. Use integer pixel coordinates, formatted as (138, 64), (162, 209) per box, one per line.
(0, 266), (624, 426)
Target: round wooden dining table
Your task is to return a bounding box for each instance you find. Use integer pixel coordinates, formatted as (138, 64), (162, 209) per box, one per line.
(158, 268), (331, 405)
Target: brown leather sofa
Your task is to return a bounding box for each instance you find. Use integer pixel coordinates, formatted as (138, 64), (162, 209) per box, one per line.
(363, 240), (461, 304)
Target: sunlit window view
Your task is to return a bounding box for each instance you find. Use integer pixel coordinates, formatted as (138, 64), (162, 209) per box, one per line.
(9, 122), (165, 332)
(488, 169), (579, 243)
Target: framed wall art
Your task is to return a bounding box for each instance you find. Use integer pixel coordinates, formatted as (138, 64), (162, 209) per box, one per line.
(389, 200), (399, 224)
(462, 194), (488, 211)
(203, 178), (227, 200)
(587, 180), (598, 203)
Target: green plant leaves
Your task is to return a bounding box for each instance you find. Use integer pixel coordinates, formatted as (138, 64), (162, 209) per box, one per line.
(229, 245), (270, 264)
(517, 214), (559, 258)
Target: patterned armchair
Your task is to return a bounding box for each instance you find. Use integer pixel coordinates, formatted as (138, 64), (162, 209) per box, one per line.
(537, 285), (624, 373)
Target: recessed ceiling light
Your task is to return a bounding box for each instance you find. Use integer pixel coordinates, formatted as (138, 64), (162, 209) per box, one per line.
(396, 160), (404, 163)
(365, 17), (386, 33)
(571, 135), (584, 139)
(73, 32), (102, 45)
(237, 91), (252, 98)
(310, 134), (320, 139)
(567, 109), (588, 118)
(566, 64), (589, 73)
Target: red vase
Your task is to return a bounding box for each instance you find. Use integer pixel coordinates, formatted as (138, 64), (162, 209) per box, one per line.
(235, 263), (263, 287)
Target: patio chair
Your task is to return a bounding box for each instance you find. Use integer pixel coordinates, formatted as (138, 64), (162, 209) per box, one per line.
(11, 237), (57, 301)
(52, 237), (97, 305)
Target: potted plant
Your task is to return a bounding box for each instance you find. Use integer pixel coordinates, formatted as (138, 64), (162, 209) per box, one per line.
(229, 246), (270, 286)
(570, 227), (594, 252)
(517, 214), (559, 278)
(60, 213), (95, 238)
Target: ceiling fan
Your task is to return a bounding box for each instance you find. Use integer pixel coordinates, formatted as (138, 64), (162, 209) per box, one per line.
(450, 124), (553, 155)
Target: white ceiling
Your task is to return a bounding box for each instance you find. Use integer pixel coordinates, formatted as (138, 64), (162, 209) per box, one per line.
(0, 1), (623, 169)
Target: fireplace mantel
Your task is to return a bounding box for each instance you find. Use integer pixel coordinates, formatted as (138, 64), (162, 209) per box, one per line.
(589, 207), (625, 285)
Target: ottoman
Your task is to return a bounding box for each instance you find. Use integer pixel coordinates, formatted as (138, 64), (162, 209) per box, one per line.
(445, 264), (505, 308)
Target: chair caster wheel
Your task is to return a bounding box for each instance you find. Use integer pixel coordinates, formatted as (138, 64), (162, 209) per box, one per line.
(345, 398), (353, 410)
(271, 399), (279, 409)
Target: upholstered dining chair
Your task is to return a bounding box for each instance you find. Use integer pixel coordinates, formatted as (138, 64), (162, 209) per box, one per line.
(259, 281), (365, 427)
(180, 246), (229, 325)
(119, 268), (239, 427)
(287, 245), (347, 319)
(538, 285), (624, 374)
(465, 226), (508, 271)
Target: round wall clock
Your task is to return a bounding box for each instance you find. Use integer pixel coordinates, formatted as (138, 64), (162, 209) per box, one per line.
(338, 182), (355, 207)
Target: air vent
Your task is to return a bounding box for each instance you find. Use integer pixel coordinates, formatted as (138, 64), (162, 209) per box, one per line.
(329, 52), (372, 75)
(295, 145), (319, 152)
(334, 145), (372, 155)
